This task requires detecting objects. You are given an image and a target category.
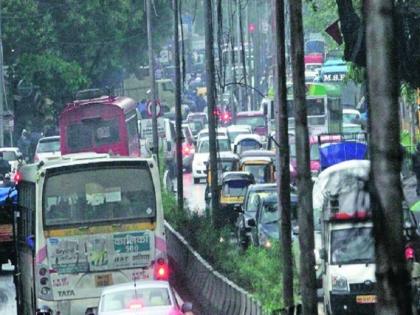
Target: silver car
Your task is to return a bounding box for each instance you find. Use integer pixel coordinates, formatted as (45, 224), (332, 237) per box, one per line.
(98, 280), (193, 315)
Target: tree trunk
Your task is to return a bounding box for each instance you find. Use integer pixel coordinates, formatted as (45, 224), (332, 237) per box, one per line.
(204, 0), (220, 225)
(365, 1), (412, 314)
(288, 0), (318, 314)
(173, 0), (183, 212)
(273, 0), (294, 311)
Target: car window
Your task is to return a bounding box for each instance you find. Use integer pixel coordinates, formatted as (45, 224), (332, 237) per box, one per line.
(37, 139), (61, 153)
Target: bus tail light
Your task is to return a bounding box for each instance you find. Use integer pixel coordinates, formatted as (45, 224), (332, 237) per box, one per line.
(37, 264), (53, 301)
(154, 258), (169, 280)
(13, 172), (21, 184)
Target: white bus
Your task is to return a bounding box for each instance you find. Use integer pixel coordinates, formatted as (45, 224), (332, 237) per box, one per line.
(16, 153), (167, 315)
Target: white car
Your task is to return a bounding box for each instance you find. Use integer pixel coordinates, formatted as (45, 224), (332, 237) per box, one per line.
(343, 108), (361, 125)
(226, 125), (252, 146)
(34, 136), (61, 162)
(98, 280), (193, 315)
(196, 127), (228, 144)
(192, 136), (231, 184)
(0, 147), (23, 174)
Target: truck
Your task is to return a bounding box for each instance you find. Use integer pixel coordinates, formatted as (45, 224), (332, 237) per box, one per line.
(313, 160), (376, 315)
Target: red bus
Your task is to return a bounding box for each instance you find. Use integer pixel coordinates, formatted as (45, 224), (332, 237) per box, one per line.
(59, 91), (141, 156)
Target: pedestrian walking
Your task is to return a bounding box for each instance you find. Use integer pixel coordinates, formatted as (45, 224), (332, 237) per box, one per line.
(412, 143), (420, 195)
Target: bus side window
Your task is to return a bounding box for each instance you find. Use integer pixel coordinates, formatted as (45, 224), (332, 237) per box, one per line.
(17, 182), (36, 250)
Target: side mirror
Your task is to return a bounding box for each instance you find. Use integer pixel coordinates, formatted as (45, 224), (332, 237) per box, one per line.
(181, 302), (193, 313)
(247, 218), (256, 227)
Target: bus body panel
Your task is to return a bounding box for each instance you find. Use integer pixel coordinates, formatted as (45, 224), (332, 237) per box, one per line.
(59, 96), (140, 157)
(18, 156), (165, 315)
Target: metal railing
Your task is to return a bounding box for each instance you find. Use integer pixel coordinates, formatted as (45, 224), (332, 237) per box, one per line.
(165, 221), (268, 315)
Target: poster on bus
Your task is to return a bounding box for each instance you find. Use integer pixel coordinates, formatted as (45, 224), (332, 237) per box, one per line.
(47, 230), (154, 274)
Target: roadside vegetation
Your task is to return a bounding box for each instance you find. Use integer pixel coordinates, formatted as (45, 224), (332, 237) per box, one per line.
(162, 185), (298, 312)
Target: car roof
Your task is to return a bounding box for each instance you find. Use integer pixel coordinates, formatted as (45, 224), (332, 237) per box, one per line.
(233, 134), (262, 145)
(0, 147), (20, 152)
(240, 156), (272, 163)
(101, 280), (171, 295)
(39, 136), (60, 142)
(199, 135), (229, 142)
(222, 171), (254, 181)
(248, 183), (277, 191)
(236, 111), (264, 117)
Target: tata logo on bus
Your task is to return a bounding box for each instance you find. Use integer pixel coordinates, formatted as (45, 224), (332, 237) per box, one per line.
(58, 290), (75, 297)
(323, 73), (346, 82)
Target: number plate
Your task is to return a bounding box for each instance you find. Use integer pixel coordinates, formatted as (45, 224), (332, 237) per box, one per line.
(356, 295), (377, 304)
(95, 274), (113, 287)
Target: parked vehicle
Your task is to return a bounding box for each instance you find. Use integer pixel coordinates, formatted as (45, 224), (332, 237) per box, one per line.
(192, 136), (231, 183)
(204, 152), (240, 203)
(239, 156), (275, 184)
(60, 90), (140, 157)
(314, 160), (375, 315)
(16, 153), (167, 315)
(219, 171), (255, 225)
(343, 108), (361, 125)
(34, 136), (61, 162)
(233, 134), (263, 155)
(236, 111), (268, 142)
(97, 281), (193, 315)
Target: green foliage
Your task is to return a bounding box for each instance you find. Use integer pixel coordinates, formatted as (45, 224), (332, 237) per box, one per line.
(3, 0), (172, 131)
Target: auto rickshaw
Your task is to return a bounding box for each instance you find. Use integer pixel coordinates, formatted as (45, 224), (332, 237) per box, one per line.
(219, 171), (255, 225)
(233, 134), (263, 156)
(204, 152), (240, 204)
(239, 156), (275, 184)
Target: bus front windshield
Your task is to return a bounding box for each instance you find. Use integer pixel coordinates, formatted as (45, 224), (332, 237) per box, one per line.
(44, 166), (156, 227)
(331, 227), (374, 265)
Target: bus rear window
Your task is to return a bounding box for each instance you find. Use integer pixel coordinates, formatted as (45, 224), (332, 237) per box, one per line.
(67, 119), (120, 150)
(43, 166), (156, 227)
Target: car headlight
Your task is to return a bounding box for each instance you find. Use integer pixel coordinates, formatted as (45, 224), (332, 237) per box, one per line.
(332, 275), (349, 292)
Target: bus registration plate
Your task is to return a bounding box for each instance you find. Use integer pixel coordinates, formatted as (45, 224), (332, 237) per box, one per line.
(95, 274), (113, 287)
(356, 295), (376, 304)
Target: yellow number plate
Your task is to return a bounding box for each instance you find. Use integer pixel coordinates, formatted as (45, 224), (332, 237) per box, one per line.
(95, 274), (113, 287)
(356, 295), (377, 304)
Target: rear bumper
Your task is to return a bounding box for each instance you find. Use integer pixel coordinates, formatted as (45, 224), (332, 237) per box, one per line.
(37, 297), (99, 315)
(329, 293), (375, 315)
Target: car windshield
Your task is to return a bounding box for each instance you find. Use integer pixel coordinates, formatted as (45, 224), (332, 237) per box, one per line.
(44, 165), (156, 227)
(222, 180), (248, 197)
(331, 227), (374, 265)
(238, 140), (261, 153)
(246, 190), (276, 213)
(243, 164), (268, 184)
(236, 116), (265, 128)
(0, 151), (17, 161)
(37, 139), (60, 153)
(219, 160), (236, 172)
(229, 130), (251, 142)
(100, 287), (171, 311)
(343, 113), (359, 124)
(260, 201), (280, 224)
(189, 121), (203, 135)
(199, 139), (230, 153)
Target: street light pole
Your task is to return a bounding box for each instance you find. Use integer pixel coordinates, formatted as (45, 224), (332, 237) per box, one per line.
(173, 0), (183, 212)
(0, 1), (5, 147)
(146, 0), (159, 161)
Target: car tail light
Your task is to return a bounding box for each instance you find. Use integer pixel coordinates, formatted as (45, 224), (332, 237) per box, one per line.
(128, 299), (143, 309)
(14, 172), (21, 184)
(182, 143), (193, 156)
(154, 257), (169, 280)
(406, 245), (414, 261)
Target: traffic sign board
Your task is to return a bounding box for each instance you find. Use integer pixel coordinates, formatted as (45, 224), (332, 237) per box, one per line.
(147, 100), (162, 117)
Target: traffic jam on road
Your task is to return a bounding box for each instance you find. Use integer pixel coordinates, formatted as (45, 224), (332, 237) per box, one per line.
(0, 1), (418, 315)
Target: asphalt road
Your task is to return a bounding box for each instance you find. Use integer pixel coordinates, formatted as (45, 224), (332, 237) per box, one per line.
(172, 172), (206, 215)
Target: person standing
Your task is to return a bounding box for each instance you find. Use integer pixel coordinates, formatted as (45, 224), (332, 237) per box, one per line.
(17, 129), (31, 161)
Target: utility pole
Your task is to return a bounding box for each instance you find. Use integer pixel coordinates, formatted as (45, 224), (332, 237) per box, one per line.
(0, 1), (5, 147)
(288, 0), (318, 314)
(273, 0), (294, 312)
(173, 0), (183, 212)
(238, 1), (248, 110)
(228, 0), (237, 124)
(365, 1), (412, 314)
(146, 0), (159, 161)
(204, 0), (219, 225)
